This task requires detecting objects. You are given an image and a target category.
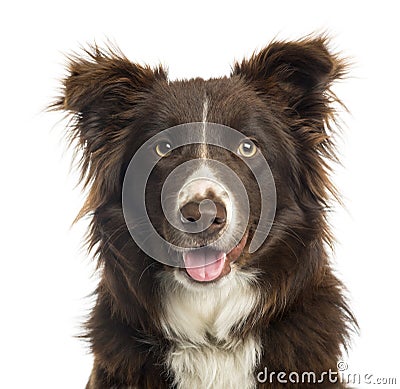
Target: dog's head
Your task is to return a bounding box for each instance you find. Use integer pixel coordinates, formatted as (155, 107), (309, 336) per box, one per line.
(57, 37), (345, 295)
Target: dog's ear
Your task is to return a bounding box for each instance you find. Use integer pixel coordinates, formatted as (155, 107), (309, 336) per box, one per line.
(233, 37), (348, 208)
(54, 45), (167, 218)
(232, 36), (346, 120)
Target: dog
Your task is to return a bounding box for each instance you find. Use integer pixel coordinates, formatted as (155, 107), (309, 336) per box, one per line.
(55, 35), (356, 388)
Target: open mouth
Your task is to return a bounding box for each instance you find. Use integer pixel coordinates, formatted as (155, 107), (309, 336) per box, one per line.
(181, 232), (248, 283)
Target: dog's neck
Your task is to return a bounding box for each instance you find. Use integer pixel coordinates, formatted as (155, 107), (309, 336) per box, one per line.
(158, 268), (262, 388)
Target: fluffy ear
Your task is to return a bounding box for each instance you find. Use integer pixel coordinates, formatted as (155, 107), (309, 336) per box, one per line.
(232, 36), (346, 120)
(54, 45), (167, 218)
(233, 36), (348, 209)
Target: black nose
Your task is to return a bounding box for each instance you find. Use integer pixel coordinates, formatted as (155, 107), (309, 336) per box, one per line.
(180, 201), (227, 233)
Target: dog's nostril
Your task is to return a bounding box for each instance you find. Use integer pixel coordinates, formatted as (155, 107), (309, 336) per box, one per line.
(213, 216), (226, 225)
(180, 202), (201, 223)
(180, 213), (197, 224)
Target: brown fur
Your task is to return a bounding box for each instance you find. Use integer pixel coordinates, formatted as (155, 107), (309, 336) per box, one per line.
(54, 35), (356, 388)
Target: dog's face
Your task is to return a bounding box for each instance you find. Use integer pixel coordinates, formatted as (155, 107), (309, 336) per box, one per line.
(113, 76), (298, 285)
(58, 38), (344, 294)
(139, 79), (283, 283)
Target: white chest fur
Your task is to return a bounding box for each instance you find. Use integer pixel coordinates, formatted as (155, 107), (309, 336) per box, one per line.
(159, 269), (262, 389)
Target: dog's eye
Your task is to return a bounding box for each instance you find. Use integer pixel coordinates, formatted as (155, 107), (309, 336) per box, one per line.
(237, 140), (257, 158)
(155, 141), (172, 157)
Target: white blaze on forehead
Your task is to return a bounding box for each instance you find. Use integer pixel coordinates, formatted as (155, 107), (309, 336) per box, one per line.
(200, 96), (209, 159)
(202, 96), (209, 124)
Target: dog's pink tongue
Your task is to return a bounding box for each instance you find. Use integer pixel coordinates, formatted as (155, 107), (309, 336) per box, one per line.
(183, 249), (226, 282)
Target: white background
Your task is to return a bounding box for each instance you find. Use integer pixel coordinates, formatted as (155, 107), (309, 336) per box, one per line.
(1, 1), (399, 388)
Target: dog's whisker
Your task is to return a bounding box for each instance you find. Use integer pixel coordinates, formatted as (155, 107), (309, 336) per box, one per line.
(138, 262), (156, 286)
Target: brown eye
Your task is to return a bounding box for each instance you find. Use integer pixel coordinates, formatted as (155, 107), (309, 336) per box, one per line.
(155, 141), (172, 157)
(237, 140), (257, 158)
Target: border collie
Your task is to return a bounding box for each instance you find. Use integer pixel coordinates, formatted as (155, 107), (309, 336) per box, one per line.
(55, 35), (356, 388)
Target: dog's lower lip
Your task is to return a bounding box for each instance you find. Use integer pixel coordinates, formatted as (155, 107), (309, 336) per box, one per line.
(181, 232), (248, 283)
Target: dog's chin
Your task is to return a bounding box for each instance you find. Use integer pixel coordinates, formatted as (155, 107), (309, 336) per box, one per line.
(177, 232), (249, 284)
